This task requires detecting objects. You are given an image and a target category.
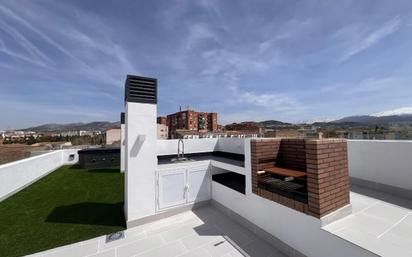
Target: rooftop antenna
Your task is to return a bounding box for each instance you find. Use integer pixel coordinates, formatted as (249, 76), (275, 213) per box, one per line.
(179, 105), (182, 112)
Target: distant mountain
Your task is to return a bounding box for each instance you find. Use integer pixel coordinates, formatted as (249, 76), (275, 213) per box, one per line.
(21, 121), (120, 132)
(333, 113), (412, 125)
(258, 120), (291, 127)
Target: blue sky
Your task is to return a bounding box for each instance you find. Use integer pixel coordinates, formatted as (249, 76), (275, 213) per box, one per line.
(1, 0), (412, 129)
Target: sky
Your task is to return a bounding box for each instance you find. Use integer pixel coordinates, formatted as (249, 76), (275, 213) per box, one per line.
(1, 0), (412, 129)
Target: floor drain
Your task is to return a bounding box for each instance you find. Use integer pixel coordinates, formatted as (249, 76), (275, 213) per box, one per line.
(106, 231), (125, 243)
(214, 241), (225, 247)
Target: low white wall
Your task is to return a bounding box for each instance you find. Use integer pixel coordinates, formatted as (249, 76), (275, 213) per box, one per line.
(0, 149), (79, 201)
(348, 140), (412, 191)
(157, 138), (218, 155)
(211, 139), (375, 257)
(156, 138), (245, 156)
(216, 138), (245, 154)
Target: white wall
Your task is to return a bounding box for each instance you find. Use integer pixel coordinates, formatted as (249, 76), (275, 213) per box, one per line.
(157, 138), (218, 156)
(348, 140), (412, 191)
(125, 102), (157, 223)
(216, 138), (245, 154)
(212, 139), (375, 257)
(120, 123), (125, 173)
(156, 138), (245, 156)
(0, 149), (79, 201)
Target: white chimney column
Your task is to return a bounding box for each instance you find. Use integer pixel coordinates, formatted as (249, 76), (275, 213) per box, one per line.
(120, 112), (125, 173)
(124, 75), (157, 226)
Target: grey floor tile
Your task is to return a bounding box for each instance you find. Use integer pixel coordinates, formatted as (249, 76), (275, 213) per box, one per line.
(202, 238), (238, 257)
(160, 223), (197, 242)
(87, 249), (116, 257)
(221, 226), (257, 247)
(136, 241), (187, 257)
(336, 213), (393, 237)
(177, 248), (211, 257)
(116, 235), (164, 257)
(181, 230), (224, 251)
(98, 232), (147, 251)
(363, 202), (409, 223)
(241, 240), (280, 257)
(43, 241), (98, 257)
(335, 227), (407, 257)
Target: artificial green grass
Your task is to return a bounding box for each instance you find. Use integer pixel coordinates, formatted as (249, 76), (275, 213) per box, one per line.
(0, 165), (125, 257)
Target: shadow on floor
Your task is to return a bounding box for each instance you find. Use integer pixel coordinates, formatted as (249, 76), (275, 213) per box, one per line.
(350, 184), (412, 209)
(189, 206), (286, 257)
(46, 202), (126, 227)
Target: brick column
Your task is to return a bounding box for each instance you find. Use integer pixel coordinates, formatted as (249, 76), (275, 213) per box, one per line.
(305, 139), (350, 218)
(251, 139), (281, 194)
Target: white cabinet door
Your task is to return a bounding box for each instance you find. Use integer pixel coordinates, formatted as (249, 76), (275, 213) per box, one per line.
(187, 165), (210, 203)
(158, 168), (186, 210)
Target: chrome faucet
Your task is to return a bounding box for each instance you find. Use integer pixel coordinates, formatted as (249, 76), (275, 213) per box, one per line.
(177, 139), (185, 159)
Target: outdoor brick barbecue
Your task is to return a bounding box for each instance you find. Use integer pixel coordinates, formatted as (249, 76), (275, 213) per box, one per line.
(251, 138), (350, 218)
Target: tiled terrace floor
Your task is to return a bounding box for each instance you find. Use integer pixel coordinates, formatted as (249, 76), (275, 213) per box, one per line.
(28, 205), (286, 257)
(323, 185), (412, 257)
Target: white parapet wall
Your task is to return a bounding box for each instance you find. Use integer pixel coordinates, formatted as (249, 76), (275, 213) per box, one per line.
(348, 140), (412, 194)
(0, 149), (79, 202)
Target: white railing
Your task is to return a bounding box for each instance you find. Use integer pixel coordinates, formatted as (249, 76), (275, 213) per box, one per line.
(0, 149), (79, 201)
(348, 140), (412, 192)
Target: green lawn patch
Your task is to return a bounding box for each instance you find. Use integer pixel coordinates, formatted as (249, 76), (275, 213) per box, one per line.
(0, 165), (125, 257)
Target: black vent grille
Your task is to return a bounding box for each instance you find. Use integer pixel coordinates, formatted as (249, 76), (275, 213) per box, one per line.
(125, 75), (157, 104)
(120, 112), (125, 124)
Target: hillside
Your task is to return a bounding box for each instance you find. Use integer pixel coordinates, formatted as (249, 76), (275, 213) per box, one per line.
(21, 121), (120, 132)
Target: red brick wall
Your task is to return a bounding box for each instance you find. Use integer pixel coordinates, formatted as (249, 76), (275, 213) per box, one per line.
(207, 113), (218, 132)
(250, 138), (350, 218)
(279, 139), (306, 172)
(306, 139), (350, 217)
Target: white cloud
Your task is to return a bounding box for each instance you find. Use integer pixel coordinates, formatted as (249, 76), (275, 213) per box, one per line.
(238, 91), (299, 112)
(0, 2), (138, 87)
(201, 49), (271, 76)
(371, 107), (412, 117)
(186, 23), (217, 49)
(0, 18), (52, 65)
(347, 77), (396, 94)
(320, 77), (397, 95)
(338, 16), (402, 62)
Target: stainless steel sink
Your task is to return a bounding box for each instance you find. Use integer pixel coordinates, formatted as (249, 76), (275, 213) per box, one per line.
(170, 157), (195, 163)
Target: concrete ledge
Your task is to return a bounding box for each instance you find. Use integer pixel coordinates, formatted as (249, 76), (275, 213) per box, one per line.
(211, 199), (307, 257)
(126, 201), (210, 228)
(320, 204), (352, 227)
(350, 177), (412, 200)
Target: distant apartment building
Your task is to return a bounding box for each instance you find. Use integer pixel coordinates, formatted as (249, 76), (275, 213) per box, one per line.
(264, 129), (302, 138)
(157, 116), (167, 126)
(60, 131), (80, 137)
(264, 129), (322, 139)
(225, 122), (264, 137)
(157, 124), (168, 140)
(163, 109), (218, 139)
(105, 128), (121, 145)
